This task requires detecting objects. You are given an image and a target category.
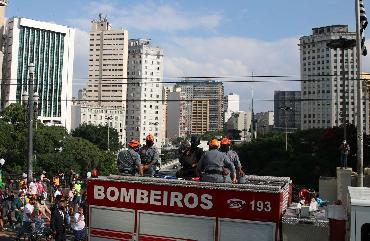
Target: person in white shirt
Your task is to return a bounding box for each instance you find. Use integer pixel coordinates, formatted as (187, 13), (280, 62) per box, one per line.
(29, 179), (37, 195)
(72, 207), (86, 241)
(53, 188), (61, 198)
(21, 197), (35, 234)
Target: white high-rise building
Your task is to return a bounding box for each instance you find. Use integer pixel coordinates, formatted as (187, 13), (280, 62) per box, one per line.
(224, 93), (240, 122)
(126, 39), (164, 146)
(84, 15), (128, 108)
(1, 17), (75, 130)
(300, 25), (369, 132)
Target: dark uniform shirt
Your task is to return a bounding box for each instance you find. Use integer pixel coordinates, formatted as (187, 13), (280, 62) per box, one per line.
(197, 149), (236, 174)
(117, 149), (141, 175)
(224, 150), (241, 169)
(179, 147), (203, 169)
(139, 145), (159, 165)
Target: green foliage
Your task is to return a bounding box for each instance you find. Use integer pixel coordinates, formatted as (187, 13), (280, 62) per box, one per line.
(72, 124), (122, 152)
(0, 104), (118, 179)
(234, 124), (370, 189)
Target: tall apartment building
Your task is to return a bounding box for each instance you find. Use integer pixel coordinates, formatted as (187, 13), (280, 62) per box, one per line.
(300, 25), (369, 131)
(84, 15), (128, 108)
(126, 39), (164, 146)
(166, 88), (188, 139)
(175, 80), (224, 133)
(224, 93), (240, 123)
(191, 99), (209, 135)
(0, 0), (7, 102)
(1, 17), (75, 130)
(274, 91), (301, 130)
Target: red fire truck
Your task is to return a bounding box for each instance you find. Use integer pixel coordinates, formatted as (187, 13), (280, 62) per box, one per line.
(86, 175), (291, 241)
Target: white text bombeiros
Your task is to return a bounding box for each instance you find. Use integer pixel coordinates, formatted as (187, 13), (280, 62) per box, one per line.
(94, 185), (214, 210)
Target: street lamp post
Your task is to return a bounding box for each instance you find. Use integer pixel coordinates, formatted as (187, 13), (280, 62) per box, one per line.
(106, 116), (113, 151)
(327, 37), (356, 142)
(27, 63), (35, 182)
(280, 106), (293, 151)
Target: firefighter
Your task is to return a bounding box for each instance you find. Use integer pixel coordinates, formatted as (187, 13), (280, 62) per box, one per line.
(196, 138), (236, 183)
(219, 137), (246, 183)
(117, 139), (144, 176)
(176, 135), (204, 179)
(139, 134), (160, 177)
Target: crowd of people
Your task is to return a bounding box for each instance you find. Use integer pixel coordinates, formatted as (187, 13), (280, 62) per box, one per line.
(0, 170), (87, 241)
(117, 134), (246, 184)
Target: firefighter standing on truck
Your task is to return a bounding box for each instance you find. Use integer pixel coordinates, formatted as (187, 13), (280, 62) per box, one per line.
(176, 135), (204, 179)
(139, 134), (160, 177)
(196, 137), (236, 183)
(117, 139), (144, 176)
(219, 137), (246, 183)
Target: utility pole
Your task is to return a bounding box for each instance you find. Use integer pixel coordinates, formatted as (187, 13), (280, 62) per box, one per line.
(280, 106), (293, 151)
(27, 63), (35, 183)
(355, 0), (364, 187)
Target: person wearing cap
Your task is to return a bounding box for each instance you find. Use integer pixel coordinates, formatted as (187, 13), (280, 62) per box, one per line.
(117, 139), (143, 176)
(176, 135), (204, 179)
(339, 140), (350, 168)
(196, 137), (236, 183)
(219, 137), (246, 183)
(139, 134), (160, 177)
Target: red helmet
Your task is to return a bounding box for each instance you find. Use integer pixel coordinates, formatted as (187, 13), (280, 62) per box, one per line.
(128, 139), (140, 148)
(220, 137), (231, 145)
(145, 134), (154, 141)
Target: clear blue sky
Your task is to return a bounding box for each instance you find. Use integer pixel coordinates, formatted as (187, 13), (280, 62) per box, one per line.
(5, 0), (364, 111)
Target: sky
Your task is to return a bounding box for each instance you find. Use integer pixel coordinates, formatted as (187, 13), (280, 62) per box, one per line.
(5, 0), (368, 112)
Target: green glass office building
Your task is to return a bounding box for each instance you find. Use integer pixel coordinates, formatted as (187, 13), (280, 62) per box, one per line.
(1, 17), (75, 130)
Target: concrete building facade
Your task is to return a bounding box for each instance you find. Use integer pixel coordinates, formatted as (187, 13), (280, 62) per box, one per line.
(175, 80), (224, 133)
(274, 91), (301, 130)
(71, 104), (125, 144)
(166, 88), (188, 139)
(191, 99), (209, 135)
(224, 93), (240, 123)
(300, 25), (369, 132)
(126, 39), (164, 146)
(1, 17), (75, 130)
(256, 111), (274, 136)
(225, 111), (252, 141)
(84, 15), (128, 108)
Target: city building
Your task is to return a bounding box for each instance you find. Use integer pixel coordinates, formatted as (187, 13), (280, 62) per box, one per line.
(166, 88), (188, 139)
(224, 93), (240, 123)
(225, 111), (252, 141)
(175, 80), (224, 133)
(83, 15), (128, 108)
(363, 73), (370, 132)
(71, 103), (126, 144)
(163, 85), (174, 139)
(274, 91), (301, 130)
(300, 25), (369, 132)
(191, 99), (209, 135)
(256, 111), (274, 136)
(126, 39), (164, 146)
(0, 0), (7, 104)
(1, 17), (75, 130)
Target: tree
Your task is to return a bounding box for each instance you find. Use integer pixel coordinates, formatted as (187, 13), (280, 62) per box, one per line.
(72, 124), (122, 152)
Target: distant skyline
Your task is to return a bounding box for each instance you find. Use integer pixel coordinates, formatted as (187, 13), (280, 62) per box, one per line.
(6, 0), (370, 112)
